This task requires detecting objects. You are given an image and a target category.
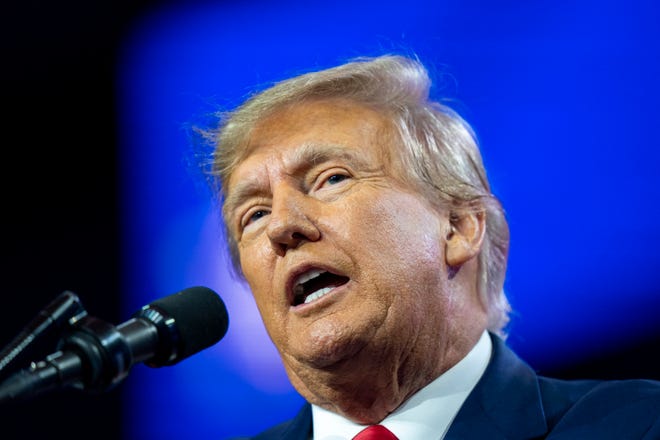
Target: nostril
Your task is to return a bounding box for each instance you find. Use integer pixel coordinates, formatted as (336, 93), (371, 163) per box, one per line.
(276, 232), (306, 254)
(283, 231), (306, 246)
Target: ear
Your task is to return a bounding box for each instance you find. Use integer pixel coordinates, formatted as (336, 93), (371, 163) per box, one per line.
(445, 211), (486, 268)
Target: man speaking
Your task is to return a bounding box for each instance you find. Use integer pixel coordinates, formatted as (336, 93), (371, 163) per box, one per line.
(197, 54), (660, 439)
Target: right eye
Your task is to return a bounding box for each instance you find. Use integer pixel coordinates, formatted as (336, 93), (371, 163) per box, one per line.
(242, 209), (269, 228)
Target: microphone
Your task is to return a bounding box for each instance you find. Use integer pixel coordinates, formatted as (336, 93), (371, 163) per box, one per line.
(0, 286), (229, 404)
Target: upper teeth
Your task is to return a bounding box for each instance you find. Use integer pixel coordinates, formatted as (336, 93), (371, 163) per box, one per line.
(293, 269), (333, 304)
(294, 269), (324, 288)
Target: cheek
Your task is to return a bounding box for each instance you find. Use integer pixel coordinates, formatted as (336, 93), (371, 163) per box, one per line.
(239, 242), (279, 317)
(239, 238), (273, 281)
(356, 194), (444, 272)
(368, 197), (452, 326)
(336, 192), (447, 323)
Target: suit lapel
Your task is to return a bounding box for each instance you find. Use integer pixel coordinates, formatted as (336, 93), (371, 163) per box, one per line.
(445, 333), (549, 440)
(253, 403), (312, 440)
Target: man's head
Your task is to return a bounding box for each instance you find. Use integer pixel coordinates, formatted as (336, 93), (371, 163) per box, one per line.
(201, 55), (511, 422)
(206, 55), (510, 333)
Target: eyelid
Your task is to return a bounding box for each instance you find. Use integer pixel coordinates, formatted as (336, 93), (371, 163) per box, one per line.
(312, 167), (352, 190)
(238, 203), (270, 232)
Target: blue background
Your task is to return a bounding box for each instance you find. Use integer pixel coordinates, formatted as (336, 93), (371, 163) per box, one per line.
(116, 1), (660, 438)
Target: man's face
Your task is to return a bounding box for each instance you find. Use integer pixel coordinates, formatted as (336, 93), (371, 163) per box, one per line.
(225, 99), (466, 395)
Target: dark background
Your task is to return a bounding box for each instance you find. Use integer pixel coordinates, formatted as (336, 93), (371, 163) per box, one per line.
(0, 1), (152, 439)
(1, 1), (658, 439)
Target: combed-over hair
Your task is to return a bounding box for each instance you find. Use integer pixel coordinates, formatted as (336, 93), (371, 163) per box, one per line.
(198, 55), (512, 336)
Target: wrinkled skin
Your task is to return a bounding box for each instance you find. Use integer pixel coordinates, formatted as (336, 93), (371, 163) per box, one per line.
(225, 98), (487, 423)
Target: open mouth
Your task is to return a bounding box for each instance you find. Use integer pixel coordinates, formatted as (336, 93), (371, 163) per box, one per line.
(292, 269), (349, 306)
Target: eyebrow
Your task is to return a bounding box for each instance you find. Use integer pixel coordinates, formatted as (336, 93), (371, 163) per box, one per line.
(291, 143), (371, 170)
(223, 143), (371, 221)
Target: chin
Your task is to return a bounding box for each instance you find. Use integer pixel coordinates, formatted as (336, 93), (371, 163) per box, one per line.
(292, 329), (368, 370)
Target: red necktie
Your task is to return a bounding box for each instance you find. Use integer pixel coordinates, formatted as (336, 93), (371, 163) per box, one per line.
(352, 425), (399, 440)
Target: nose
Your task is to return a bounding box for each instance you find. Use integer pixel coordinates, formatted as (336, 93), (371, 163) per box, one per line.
(266, 188), (321, 255)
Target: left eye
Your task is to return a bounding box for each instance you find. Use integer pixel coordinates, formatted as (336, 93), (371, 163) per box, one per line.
(325, 174), (348, 185)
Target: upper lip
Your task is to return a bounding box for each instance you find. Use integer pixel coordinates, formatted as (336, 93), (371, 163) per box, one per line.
(285, 263), (347, 306)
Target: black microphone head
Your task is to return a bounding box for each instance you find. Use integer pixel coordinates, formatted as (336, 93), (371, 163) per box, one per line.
(134, 286), (229, 367)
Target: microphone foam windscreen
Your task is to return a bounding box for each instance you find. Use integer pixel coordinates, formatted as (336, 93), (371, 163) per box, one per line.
(148, 286), (229, 360)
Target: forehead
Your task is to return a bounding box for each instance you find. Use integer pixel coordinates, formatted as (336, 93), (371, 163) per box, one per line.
(253, 98), (390, 150)
(227, 99), (394, 186)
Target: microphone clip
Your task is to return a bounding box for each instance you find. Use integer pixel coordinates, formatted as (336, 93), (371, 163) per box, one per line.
(0, 292), (132, 403)
(0, 290), (88, 380)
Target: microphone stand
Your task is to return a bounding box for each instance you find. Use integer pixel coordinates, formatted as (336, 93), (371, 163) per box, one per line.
(0, 290), (87, 380)
(0, 314), (135, 404)
(0, 290), (89, 401)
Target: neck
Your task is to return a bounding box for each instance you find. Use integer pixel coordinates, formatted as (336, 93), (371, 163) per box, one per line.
(285, 325), (486, 424)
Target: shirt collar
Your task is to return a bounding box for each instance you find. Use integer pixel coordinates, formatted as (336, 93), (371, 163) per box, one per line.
(311, 330), (492, 440)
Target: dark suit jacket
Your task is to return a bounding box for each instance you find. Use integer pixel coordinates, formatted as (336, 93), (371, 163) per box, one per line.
(236, 333), (660, 439)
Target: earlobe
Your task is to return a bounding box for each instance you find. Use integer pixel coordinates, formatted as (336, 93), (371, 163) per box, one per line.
(445, 211), (486, 268)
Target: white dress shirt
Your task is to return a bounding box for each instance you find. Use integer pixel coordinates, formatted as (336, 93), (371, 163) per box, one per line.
(311, 330), (492, 440)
